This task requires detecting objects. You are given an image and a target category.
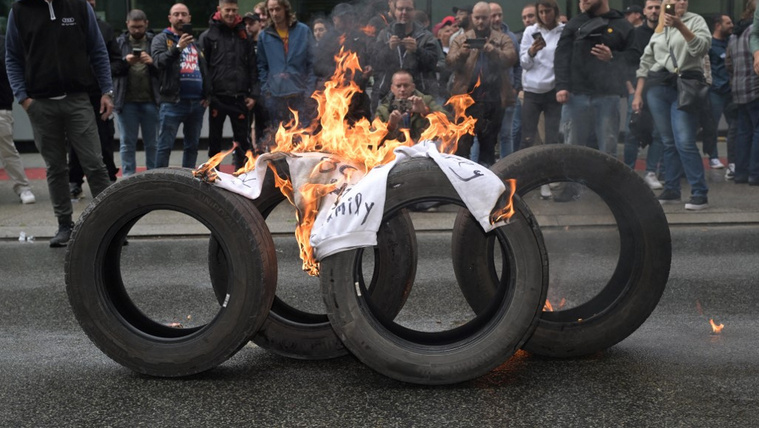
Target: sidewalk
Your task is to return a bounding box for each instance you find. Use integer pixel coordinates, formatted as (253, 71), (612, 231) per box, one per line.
(2, 144), (759, 240)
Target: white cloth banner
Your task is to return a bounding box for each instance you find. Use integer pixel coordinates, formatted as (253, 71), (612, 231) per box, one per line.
(209, 141), (508, 260)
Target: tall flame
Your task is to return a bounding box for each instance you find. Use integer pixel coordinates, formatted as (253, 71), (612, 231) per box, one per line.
(196, 49), (513, 276)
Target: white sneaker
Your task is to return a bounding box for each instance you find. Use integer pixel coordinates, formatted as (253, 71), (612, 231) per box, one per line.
(709, 158), (725, 169)
(725, 163), (735, 180)
(19, 190), (36, 204)
(643, 171), (663, 190)
(540, 184), (552, 199)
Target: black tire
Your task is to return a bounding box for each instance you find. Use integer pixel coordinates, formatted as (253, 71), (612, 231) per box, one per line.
(452, 145), (671, 358)
(208, 167), (417, 360)
(65, 168), (277, 377)
(320, 158), (548, 385)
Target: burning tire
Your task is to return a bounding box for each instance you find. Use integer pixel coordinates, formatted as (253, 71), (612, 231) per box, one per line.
(208, 167), (417, 360)
(320, 158), (548, 385)
(452, 145), (671, 358)
(65, 168), (277, 377)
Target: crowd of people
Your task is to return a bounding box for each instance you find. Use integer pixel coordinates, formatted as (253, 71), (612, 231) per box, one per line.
(3, 0), (759, 247)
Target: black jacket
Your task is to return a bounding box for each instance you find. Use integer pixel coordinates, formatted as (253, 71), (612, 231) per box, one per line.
(0, 36), (13, 110)
(151, 29), (211, 103)
(198, 16), (259, 99)
(111, 31), (161, 111)
(554, 9), (640, 97)
(7, 0), (110, 100)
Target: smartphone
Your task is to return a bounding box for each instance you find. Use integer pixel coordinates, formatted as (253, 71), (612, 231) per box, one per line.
(181, 23), (193, 35)
(664, 3), (675, 15)
(393, 22), (406, 38)
(465, 38), (486, 49)
(531, 32), (543, 41)
(132, 48), (143, 56)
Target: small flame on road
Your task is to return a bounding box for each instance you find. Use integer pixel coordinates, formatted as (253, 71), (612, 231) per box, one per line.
(709, 319), (724, 334)
(543, 298), (566, 312)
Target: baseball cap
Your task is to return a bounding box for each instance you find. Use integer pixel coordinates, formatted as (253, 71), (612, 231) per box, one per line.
(624, 5), (643, 14)
(452, 5), (474, 14)
(243, 12), (261, 22)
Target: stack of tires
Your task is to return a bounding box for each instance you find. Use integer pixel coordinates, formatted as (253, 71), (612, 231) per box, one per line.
(65, 145), (670, 384)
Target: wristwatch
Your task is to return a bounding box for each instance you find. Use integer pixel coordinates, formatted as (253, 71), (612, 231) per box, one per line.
(103, 91), (114, 98)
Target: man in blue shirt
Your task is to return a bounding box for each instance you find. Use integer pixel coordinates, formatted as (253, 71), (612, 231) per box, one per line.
(152, 3), (210, 169)
(5, 0), (114, 247)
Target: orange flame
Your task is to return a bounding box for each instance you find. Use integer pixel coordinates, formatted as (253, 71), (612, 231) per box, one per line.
(490, 179), (517, 223)
(196, 49), (499, 276)
(194, 144), (238, 182)
(543, 297), (567, 312)
(709, 319), (724, 334)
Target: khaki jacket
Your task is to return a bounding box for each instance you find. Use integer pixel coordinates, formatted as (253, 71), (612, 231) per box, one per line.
(446, 29), (517, 108)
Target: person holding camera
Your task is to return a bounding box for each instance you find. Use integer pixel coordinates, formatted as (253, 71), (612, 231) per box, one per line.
(632, 0), (711, 210)
(447, 1), (517, 167)
(369, 0), (441, 114)
(112, 9), (160, 177)
(152, 3), (210, 169)
(374, 70), (444, 143)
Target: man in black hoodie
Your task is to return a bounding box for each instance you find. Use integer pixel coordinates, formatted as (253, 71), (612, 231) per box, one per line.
(553, 0), (639, 201)
(198, 0), (258, 169)
(555, 0), (638, 150)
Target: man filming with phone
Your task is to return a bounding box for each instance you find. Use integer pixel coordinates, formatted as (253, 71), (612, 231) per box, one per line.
(447, 1), (517, 167)
(112, 9), (161, 177)
(152, 3), (210, 169)
(553, 0), (638, 187)
(369, 0), (440, 113)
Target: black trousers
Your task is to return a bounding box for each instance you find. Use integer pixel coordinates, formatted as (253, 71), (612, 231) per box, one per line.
(455, 99), (505, 167)
(208, 95), (252, 169)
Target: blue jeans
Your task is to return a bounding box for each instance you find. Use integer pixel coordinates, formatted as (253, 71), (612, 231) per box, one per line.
(734, 99), (759, 182)
(646, 85), (708, 197)
(155, 100), (206, 168)
(623, 93), (664, 174)
(511, 97), (522, 151)
(564, 94), (619, 155)
(498, 105), (516, 158)
(117, 102), (158, 176)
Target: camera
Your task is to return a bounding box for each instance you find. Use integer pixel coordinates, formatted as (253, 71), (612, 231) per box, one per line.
(664, 3), (675, 15)
(391, 98), (412, 114)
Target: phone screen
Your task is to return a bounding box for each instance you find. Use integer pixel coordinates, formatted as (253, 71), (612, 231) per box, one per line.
(532, 32), (543, 40)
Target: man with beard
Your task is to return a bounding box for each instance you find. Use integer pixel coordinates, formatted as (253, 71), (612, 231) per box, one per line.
(152, 3), (211, 169)
(112, 9), (161, 177)
(701, 14), (735, 171)
(553, 0), (638, 200)
(450, 4), (474, 45)
(447, 1), (517, 167)
(199, 0), (258, 169)
(369, 0), (439, 113)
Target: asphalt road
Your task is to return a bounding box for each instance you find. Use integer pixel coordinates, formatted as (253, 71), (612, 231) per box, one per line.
(1, 226), (757, 427)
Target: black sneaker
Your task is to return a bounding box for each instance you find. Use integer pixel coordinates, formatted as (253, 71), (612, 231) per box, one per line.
(50, 222), (74, 248)
(684, 196), (708, 211)
(657, 189), (681, 204)
(69, 182), (83, 199)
